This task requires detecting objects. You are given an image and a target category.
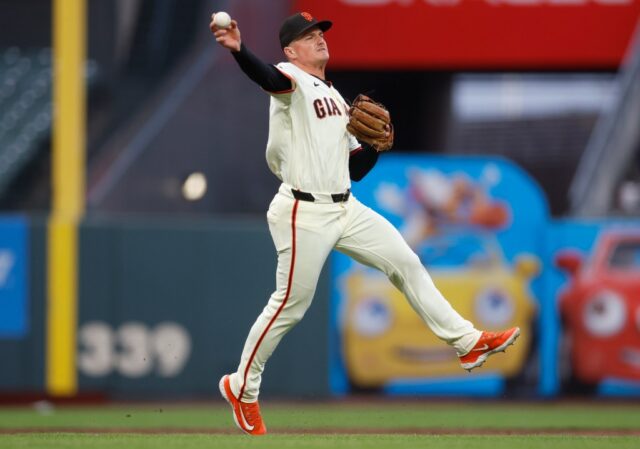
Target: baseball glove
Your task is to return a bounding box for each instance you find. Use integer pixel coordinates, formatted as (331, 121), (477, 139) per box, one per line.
(346, 94), (394, 152)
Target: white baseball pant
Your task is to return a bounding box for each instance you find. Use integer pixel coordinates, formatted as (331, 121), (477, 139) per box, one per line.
(228, 183), (481, 402)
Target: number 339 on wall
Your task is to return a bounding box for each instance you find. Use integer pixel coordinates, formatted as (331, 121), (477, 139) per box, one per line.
(78, 321), (191, 378)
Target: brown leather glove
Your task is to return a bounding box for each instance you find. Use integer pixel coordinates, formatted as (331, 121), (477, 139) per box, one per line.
(346, 94), (394, 152)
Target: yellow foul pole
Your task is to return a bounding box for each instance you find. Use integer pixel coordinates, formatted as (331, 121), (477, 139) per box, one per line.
(47, 0), (86, 396)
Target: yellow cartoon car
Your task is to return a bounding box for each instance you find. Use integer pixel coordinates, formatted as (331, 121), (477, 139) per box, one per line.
(341, 233), (539, 388)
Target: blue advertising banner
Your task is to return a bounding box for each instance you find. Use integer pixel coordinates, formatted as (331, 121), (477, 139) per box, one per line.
(330, 155), (549, 396)
(0, 216), (29, 338)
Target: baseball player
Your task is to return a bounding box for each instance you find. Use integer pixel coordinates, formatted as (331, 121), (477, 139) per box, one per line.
(210, 11), (520, 436)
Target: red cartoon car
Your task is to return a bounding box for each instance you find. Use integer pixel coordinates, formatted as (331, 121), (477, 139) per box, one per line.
(555, 231), (640, 385)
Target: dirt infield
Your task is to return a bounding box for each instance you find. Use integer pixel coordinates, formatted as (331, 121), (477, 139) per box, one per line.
(2, 427), (640, 436)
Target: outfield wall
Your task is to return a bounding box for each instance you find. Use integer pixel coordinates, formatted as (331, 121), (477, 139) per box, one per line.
(0, 217), (46, 393)
(0, 216), (331, 399)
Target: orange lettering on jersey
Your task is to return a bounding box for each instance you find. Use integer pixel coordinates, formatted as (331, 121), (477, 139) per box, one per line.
(313, 99), (326, 119)
(314, 97), (344, 119)
(323, 98), (333, 116)
(329, 98), (342, 116)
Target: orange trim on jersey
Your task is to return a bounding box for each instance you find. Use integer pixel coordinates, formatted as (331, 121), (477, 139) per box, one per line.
(238, 199), (299, 402)
(264, 66), (296, 94)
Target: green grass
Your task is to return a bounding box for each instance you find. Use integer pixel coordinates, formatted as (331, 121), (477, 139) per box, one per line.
(1, 403), (639, 449)
(1, 434), (639, 449)
(1, 402), (639, 430)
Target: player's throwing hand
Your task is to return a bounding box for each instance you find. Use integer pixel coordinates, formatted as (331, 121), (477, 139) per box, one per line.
(210, 12), (241, 52)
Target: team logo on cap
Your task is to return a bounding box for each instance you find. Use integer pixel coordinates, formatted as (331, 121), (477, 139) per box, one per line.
(301, 12), (313, 22)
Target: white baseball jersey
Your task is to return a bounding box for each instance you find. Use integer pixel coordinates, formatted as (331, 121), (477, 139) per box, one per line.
(265, 62), (360, 194)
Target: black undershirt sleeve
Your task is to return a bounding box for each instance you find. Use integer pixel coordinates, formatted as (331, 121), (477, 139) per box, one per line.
(231, 43), (292, 93)
(349, 144), (380, 181)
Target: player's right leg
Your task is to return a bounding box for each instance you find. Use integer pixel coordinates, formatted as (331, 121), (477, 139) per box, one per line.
(220, 191), (341, 435)
(335, 198), (519, 368)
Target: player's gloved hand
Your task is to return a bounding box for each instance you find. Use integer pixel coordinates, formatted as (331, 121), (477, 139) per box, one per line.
(210, 13), (242, 52)
(347, 94), (394, 152)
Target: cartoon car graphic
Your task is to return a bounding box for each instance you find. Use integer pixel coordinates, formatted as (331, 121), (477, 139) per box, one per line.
(341, 232), (539, 388)
(556, 231), (640, 384)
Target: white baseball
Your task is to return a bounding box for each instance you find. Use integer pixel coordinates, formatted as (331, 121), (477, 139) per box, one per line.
(214, 12), (231, 29)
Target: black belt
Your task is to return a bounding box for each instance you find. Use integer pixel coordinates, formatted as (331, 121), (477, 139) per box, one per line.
(292, 188), (351, 203)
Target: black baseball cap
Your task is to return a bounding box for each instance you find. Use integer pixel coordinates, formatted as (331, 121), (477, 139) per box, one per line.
(279, 12), (332, 49)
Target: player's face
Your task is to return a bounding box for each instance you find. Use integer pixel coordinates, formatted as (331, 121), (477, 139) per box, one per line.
(288, 27), (329, 65)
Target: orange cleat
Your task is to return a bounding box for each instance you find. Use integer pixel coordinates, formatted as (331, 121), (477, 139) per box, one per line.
(459, 327), (520, 372)
(219, 374), (267, 436)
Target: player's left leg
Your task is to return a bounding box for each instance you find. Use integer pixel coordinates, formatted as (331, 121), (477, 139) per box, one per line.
(335, 198), (518, 365)
(220, 194), (344, 436)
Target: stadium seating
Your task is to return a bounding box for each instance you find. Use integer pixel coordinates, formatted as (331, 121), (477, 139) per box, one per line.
(0, 47), (97, 198)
